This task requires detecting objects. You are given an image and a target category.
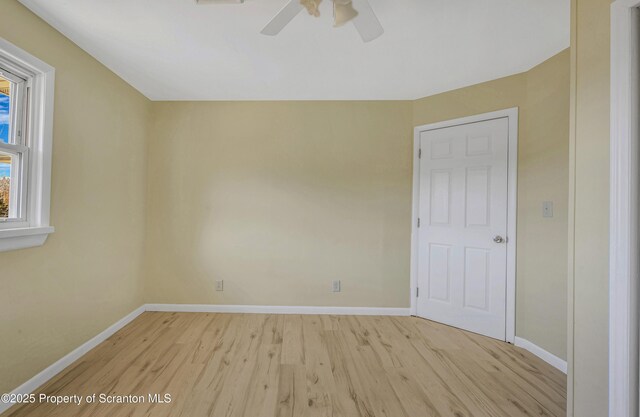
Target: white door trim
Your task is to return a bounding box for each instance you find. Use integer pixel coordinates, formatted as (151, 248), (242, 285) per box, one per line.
(610, 2), (640, 416)
(410, 107), (518, 344)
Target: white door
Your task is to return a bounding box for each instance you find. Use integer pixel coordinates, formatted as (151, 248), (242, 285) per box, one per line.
(416, 117), (509, 340)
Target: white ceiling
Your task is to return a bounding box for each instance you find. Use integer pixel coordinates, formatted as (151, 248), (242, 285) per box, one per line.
(18, 0), (569, 101)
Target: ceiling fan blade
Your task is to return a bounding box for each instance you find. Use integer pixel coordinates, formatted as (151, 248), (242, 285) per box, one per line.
(261, 0), (305, 36)
(351, 0), (384, 42)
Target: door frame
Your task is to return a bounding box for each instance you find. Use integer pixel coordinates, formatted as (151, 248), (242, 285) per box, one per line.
(410, 107), (519, 343)
(609, 1), (640, 416)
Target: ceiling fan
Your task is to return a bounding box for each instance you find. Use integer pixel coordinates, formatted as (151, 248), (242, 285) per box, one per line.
(261, 0), (384, 42)
(196, 0), (384, 42)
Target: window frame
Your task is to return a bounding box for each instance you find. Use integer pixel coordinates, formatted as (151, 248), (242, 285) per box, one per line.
(0, 68), (29, 225)
(0, 38), (55, 252)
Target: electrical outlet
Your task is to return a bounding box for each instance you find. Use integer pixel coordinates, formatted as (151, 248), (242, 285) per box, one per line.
(215, 280), (224, 291)
(332, 280), (341, 292)
(542, 201), (554, 218)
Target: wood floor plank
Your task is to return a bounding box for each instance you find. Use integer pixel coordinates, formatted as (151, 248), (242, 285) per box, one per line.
(334, 323), (408, 417)
(181, 313), (253, 417)
(300, 315), (335, 417)
(415, 321), (565, 416)
(409, 317), (567, 416)
(276, 364), (306, 417)
(378, 317), (496, 417)
(281, 315), (304, 365)
(402, 321), (560, 416)
(323, 330), (376, 417)
(1, 313), (567, 417)
(356, 316), (406, 369)
(208, 314), (273, 417)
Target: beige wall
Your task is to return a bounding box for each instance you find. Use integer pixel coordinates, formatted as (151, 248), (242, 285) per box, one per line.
(413, 50), (570, 360)
(145, 101), (414, 307)
(519, 51), (570, 361)
(145, 51), (569, 360)
(413, 73), (526, 126)
(0, 1), (150, 394)
(568, 0), (611, 415)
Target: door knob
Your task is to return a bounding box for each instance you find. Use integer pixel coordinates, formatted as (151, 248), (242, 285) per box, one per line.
(493, 235), (505, 244)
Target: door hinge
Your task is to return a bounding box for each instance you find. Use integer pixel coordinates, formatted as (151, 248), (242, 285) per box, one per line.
(416, 287), (419, 297)
(418, 148), (422, 159)
(417, 218), (421, 228)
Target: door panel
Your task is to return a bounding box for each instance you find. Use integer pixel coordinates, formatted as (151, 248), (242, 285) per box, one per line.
(428, 243), (452, 302)
(429, 170), (452, 225)
(416, 117), (509, 341)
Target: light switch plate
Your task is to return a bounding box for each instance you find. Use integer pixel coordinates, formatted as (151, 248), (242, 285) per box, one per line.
(543, 201), (554, 218)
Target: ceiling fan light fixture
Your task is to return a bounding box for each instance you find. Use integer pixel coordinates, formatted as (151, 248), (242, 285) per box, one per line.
(260, 0), (383, 42)
(300, 0), (322, 17)
(333, 0), (358, 27)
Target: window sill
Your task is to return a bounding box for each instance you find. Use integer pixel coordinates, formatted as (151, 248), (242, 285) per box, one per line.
(0, 226), (54, 252)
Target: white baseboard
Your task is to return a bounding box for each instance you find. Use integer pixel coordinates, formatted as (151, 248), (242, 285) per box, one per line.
(145, 304), (411, 316)
(0, 306), (145, 415)
(514, 336), (567, 374)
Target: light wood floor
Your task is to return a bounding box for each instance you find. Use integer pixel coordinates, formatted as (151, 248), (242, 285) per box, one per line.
(3, 312), (566, 417)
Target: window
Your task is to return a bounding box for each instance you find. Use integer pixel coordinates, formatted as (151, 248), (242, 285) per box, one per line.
(0, 70), (27, 221)
(0, 39), (55, 252)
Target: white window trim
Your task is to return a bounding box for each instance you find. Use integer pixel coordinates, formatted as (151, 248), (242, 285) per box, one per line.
(0, 38), (54, 252)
